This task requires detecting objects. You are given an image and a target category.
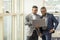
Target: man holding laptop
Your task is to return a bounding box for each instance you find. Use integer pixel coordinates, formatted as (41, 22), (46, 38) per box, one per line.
(25, 6), (42, 40)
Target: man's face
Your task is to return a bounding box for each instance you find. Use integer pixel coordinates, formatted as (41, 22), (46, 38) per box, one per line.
(32, 8), (38, 14)
(41, 9), (46, 15)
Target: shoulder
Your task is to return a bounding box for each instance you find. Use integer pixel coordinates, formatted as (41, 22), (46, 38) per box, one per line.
(47, 13), (55, 19)
(47, 13), (53, 16)
(36, 14), (41, 17)
(26, 13), (31, 17)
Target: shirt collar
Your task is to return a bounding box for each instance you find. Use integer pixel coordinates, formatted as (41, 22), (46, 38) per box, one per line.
(31, 13), (37, 16)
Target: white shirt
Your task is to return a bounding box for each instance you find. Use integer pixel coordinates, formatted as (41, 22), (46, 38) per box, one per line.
(31, 13), (36, 20)
(42, 15), (48, 26)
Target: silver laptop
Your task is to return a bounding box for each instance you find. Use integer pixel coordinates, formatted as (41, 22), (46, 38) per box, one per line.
(32, 19), (47, 27)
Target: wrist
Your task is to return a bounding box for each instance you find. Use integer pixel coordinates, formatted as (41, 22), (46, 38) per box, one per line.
(53, 28), (55, 30)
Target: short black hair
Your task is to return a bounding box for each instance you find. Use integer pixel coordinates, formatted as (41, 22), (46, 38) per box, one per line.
(32, 6), (38, 8)
(41, 7), (46, 9)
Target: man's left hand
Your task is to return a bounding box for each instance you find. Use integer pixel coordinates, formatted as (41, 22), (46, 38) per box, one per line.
(49, 29), (55, 33)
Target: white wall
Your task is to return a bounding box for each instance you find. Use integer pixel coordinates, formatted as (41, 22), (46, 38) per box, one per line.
(24, 0), (43, 15)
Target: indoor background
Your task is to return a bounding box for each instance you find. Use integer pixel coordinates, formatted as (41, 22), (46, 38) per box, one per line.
(0, 0), (60, 40)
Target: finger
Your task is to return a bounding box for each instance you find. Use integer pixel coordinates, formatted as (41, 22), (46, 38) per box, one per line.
(49, 31), (52, 33)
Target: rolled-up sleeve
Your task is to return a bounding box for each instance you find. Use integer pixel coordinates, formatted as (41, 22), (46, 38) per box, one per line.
(25, 15), (32, 26)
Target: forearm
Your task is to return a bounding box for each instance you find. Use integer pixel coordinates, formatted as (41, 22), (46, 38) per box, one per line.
(54, 21), (59, 30)
(25, 21), (32, 26)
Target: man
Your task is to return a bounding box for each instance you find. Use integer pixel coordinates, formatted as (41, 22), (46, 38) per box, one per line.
(25, 6), (41, 40)
(40, 7), (59, 40)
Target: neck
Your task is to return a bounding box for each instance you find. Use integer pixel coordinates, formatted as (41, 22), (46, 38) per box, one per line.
(33, 13), (37, 15)
(42, 13), (46, 16)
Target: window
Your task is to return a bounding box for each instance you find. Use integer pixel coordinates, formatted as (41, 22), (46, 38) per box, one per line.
(4, 16), (12, 40)
(44, 0), (60, 13)
(3, 0), (12, 13)
(3, 0), (21, 40)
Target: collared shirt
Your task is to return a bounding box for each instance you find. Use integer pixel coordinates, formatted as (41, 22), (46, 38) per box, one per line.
(42, 14), (48, 27)
(26, 13), (39, 36)
(31, 13), (37, 20)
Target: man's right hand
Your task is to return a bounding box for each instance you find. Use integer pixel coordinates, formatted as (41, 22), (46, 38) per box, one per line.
(39, 33), (43, 37)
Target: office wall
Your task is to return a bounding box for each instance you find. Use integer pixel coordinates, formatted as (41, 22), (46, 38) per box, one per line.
(24, 0), (44, 15)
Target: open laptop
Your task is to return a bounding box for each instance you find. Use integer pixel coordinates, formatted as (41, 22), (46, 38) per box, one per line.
(32, 19), (47, 27)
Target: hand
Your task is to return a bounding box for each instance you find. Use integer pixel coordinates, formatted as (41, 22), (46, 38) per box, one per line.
(39, 33), (43, 37)
(49, 29), (55, 33)
(35, 24), (40, 29)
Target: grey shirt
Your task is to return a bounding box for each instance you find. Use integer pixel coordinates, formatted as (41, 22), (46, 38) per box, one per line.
(42, 14), (48, 30)
(25, 13), (41, 36)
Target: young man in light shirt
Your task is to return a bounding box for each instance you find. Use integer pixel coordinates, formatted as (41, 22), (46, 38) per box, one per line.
(25, 6), (42, 40)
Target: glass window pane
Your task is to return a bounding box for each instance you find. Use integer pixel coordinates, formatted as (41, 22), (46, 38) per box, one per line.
(45, 0), (60, 13)
(3, 0), (12, 13)
(4, 16), (12, 40)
